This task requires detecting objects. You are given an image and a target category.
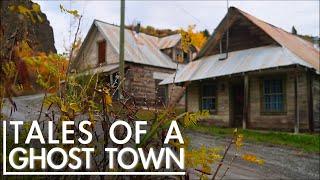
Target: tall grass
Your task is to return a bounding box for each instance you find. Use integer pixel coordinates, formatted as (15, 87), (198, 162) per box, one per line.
(190, 125), (320, 153)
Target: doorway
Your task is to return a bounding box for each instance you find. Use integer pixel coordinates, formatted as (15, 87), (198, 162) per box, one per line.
(232, 83), (244, 127)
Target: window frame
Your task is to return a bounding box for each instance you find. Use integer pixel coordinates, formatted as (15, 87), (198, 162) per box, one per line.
(200, 83), (217, 114)
(97, 40), (107, 65)
(260, 76), (287, 115)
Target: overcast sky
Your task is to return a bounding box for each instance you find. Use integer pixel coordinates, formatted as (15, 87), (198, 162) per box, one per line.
(34, 0), (320, 54)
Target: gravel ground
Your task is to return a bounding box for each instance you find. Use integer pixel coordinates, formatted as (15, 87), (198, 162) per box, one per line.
(2, 94), (320, 179)
(1, 93), (46, 122)
(187, 130), (320, 179)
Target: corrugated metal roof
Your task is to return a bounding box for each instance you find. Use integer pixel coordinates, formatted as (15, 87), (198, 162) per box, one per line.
(237, 8), (320, 71)
(95, 20), (179, 69)
(153, 72), (172, 80)
(79, 63), (119, 76)
(158, 34), (181, 49)
(160, 45), (317, 85)
(197, 7), (319, 71)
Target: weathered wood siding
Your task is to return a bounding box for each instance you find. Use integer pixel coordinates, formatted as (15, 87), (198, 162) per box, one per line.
(73, 29), (119, 71)
(186, 82), (200, 112)
(126, 64), (184, 107)
(161, 41), (195, 63)
(214, 81), (230, 126)
(313, 74), (320, 131)
(72, 27), (185, 108)
(248, 71), (309, 130)
(186, 69), (316, 131)
(186, 81), (230, 126)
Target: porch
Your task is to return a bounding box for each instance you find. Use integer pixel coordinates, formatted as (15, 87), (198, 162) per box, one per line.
(185, 68), (316, 132)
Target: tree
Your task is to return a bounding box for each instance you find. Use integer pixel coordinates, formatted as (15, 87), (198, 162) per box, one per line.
(202, 29), (211, 38)
(180, 25), (208, 52)
(291, 26), (297, 35)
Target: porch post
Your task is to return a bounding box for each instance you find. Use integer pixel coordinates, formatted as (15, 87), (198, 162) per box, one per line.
(243, 75), (249, 129)
(294, 73), (300, 134)
(307, 70), (314, 131)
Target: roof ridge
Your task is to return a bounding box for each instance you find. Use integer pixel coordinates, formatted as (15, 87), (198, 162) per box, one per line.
(94, 19), (180, 40)
(93, 20), (179, 69)
(234, 8), (315, 47)
(94, 19), (119, 27)
(159, 33), (181, 39)
(197, 6), (319, 71)
(94, 19), (159, 40)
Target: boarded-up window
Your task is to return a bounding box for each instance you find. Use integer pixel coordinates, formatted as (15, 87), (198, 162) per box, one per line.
(262, 79), (285, 113)
(155, 79), (167, 106)
(201, 84), (217, 113)
(98, 40), (106, 64)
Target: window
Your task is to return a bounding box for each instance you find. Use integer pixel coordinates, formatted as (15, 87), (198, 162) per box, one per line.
(201, 84), (217, 112)
(262, 79), (285, 113)
(183, 51), (190, 63)
(176, 49), (183, 63)
(98, 40), (106, 64)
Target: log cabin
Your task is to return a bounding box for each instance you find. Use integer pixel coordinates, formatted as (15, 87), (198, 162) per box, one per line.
(161, 7), (320, 132)
(70, 20), (197, 107)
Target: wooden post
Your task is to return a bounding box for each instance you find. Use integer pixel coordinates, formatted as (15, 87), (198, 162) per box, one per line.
(119, 0), (125, 98)
(294, 73), (299, 134)
(243, 75), (249, 129)
(307, 70), (314, 131)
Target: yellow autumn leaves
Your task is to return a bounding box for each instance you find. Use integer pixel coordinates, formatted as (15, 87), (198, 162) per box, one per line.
(1, 61), (16, 79)
(234, 128), (244, 149)
(44, 94), (79, 112)
(242, 154), (265, 165)
(183, 110), (210, 127)
(9, 3), (43, 23)
(59, 4), (80, 18)
(185, 145), (222, 174)
(102, 87), (113, 107)
(180, 25), (208, 52)
(233, 129), (265, 165)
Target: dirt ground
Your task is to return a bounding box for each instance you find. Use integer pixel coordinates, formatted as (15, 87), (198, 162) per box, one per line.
(2, 94), (320, 179)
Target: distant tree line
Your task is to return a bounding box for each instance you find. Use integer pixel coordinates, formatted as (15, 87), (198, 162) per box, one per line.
(126, 24), (211, 39)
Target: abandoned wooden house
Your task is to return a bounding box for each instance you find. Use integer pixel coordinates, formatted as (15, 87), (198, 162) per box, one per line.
(161, 7), (320, 131)
(70, 20), (196, 106)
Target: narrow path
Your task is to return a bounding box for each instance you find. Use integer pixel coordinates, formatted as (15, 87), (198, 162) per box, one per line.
(1, 93), (45, 121)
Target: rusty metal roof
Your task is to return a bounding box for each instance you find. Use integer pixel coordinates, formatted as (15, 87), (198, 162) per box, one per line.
(78, 63), (119, 76)
(160, 45), (318, 85)
(162, 7), (320, 85)
(197, 7), (319, 71)
(95, 20), (180, 69)
(237, 8), (319, 71)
